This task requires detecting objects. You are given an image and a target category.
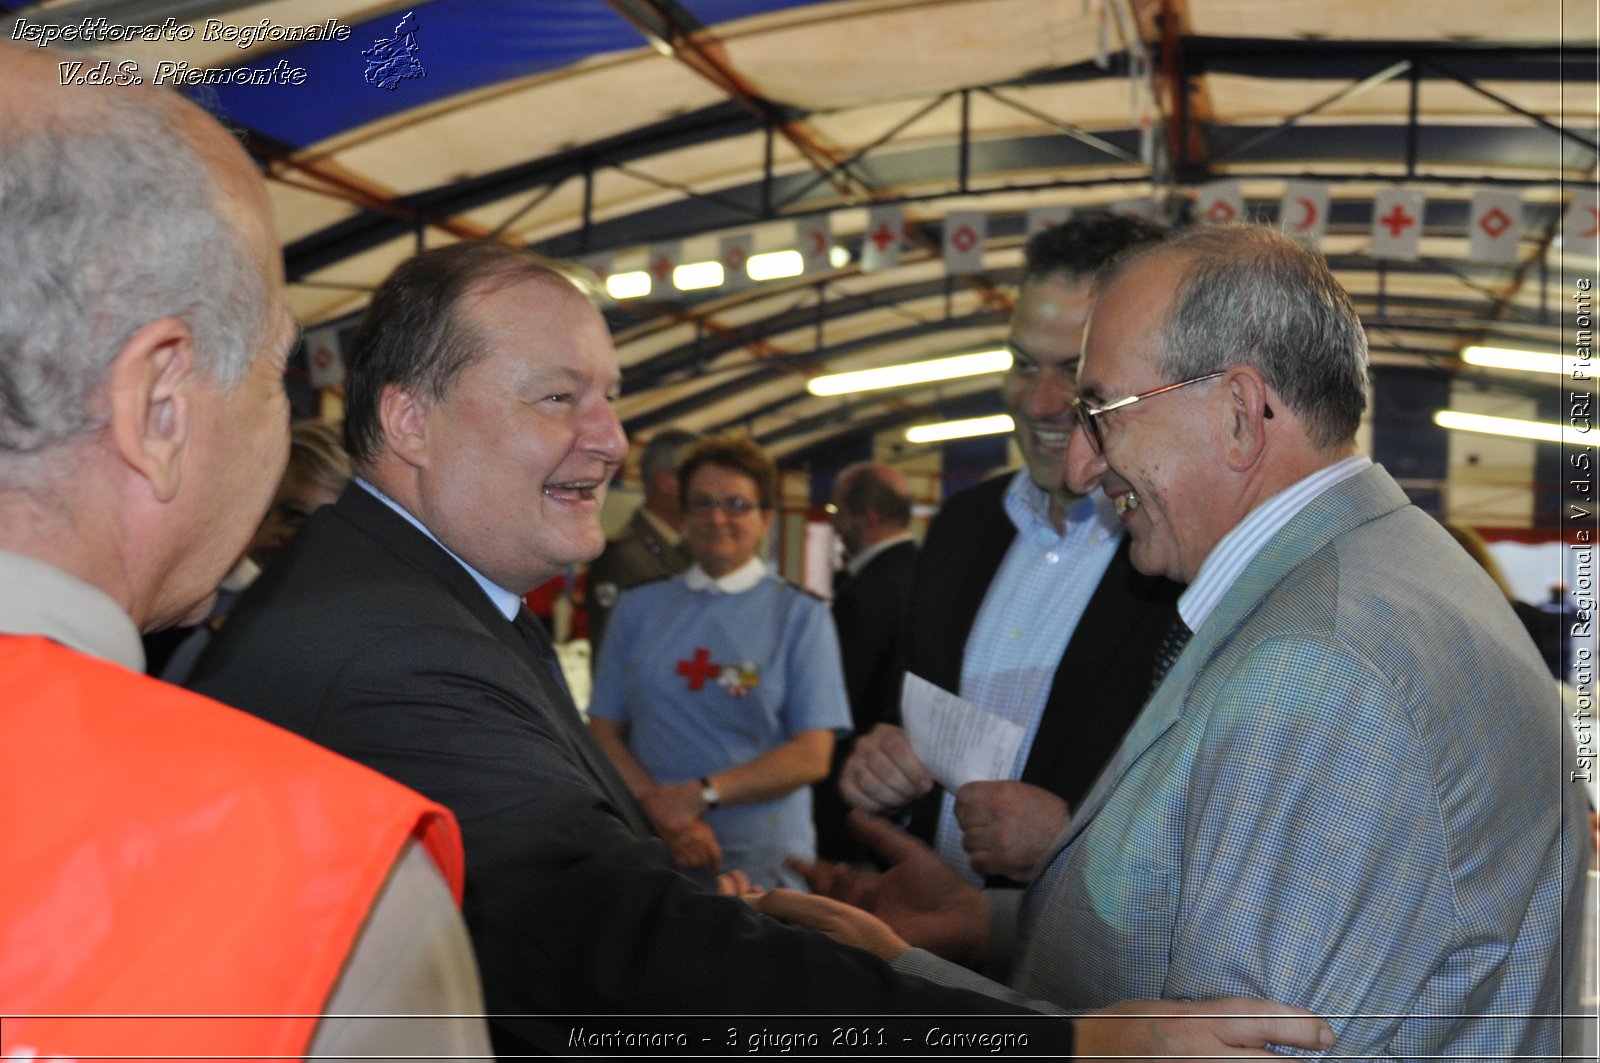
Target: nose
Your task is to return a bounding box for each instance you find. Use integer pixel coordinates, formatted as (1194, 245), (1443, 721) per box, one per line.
(583, 397), (628, 467)
(1063, 416), (1108, 497)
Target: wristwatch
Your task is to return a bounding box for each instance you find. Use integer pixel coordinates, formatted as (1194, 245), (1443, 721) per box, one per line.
(699, 776), (720, 810)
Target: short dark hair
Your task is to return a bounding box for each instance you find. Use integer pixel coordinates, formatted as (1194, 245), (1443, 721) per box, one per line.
(678, 431), (779, 511)
(1102, 225), (1369, 450)
(343, 242), (591, 465)
(836, 463), (912, 528)
(1022, 210), (1169, 287)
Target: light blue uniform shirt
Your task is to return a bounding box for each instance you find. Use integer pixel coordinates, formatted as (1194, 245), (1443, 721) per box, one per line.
(935, 472), (1122, 881)
(590, 558), (852, 889)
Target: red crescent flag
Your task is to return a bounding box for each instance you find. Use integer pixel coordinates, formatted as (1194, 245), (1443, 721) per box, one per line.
(796, 215), (833, 276)
(1279, 181), (1329, 246)
(1563, 189), (1599, 259)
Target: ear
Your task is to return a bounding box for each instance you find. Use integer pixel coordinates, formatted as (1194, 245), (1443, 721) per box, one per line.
(106, 317), (198, 503)
(1222, 366), (1273, 473)
(378, 382), (432, 468)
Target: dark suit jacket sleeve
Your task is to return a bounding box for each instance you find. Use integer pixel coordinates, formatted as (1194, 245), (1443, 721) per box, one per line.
(314, 621), (1042, 1019)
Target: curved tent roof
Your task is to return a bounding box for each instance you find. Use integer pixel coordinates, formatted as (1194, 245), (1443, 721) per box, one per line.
(8, 0), (1595, 478)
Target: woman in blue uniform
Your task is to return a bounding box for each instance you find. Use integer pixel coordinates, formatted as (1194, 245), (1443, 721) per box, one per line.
(589, 433), (850, 889)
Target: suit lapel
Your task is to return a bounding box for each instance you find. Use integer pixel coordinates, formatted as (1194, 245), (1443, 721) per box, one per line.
(1043, 465), (1411, 857)
(334, 485), (655, 837)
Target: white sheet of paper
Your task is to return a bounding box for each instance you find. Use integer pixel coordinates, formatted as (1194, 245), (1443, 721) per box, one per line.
(900, 672), (1025, 792)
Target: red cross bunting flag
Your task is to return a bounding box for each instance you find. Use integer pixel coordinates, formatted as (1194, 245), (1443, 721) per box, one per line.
(1563, 189), (1599, 259)
(1196, 180), (1245, 226)
(1279, 181), (1329, 246)
(860, 206), (904, 274)
(1026, 206), (1073, 237)
(304, 324), (344, 390)
(796, 215), (833, 276)
(719, 233), (753, 292)
(1370, 188), (1425, 261)
(1468, 189), (1523, 264)
(942, 211), (988, 275)
(646, 242), (680, 296)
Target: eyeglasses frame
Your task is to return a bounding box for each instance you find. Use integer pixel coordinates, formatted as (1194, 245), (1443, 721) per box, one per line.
(1070, 371), (1227, 454)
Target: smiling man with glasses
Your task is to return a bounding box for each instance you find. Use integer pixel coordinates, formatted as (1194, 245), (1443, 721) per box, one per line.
(781, 223), (1590, 1059)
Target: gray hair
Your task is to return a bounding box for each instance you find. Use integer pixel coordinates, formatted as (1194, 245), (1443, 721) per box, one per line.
(1104, 225), (1369, 449)
(0, 88), (266, 458)
(641, 428), (699, 482)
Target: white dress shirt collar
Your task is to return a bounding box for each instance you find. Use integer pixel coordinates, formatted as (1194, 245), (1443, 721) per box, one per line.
(356, 478), (524, 621)
(1179, 454), (1372, 633)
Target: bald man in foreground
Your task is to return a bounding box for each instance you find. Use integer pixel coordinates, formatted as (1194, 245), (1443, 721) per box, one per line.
(0, 44), (488, 1059)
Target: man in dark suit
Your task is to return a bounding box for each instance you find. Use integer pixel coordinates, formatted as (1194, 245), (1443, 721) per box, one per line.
(191, 241), (1331, 1059)
(584, 427), (697, 652)
(816, 462), (919, 859)
(839, 212), (1179, 885)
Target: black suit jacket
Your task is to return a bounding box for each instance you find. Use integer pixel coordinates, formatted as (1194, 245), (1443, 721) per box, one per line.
(816, 538), (918, 860)
(903, 474), (1180, 844)
(833, 538), (919, 733)
(190, 485), (1045, 1041)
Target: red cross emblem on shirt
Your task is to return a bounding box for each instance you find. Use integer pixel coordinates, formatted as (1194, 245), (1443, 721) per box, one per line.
(1379, 203), (1416, 239)
(676, 648), (720, 691)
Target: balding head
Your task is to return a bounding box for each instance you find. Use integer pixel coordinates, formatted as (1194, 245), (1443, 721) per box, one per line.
(830, 462), (912, 557)
(0, 43), (294, 629)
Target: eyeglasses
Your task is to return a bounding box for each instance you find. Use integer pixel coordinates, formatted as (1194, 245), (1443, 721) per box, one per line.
(1070, 371), (1225, 454)
(686, 494), (764, 516)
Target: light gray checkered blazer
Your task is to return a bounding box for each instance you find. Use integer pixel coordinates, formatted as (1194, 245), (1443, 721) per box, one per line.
(898, 465), (1591, 1059)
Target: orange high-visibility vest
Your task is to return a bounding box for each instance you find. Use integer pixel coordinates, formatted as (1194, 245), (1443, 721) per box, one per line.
(0, 635), (466, 1061)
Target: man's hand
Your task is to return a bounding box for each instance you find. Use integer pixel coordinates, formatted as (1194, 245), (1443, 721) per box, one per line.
(784, 855), (881, 910)
(751, 889), (910, 960)
(640, 779), (704, 834)
(715, 868), (764, 898)
(1074, 998), (1335, 1060)
(954, 780), (1069, 882)
(790, 809), (990, 967)
(662, 818), (721, 870)
(839, 723), (934, 813)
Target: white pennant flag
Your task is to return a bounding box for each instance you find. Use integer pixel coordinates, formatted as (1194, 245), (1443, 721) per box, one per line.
(860, 206), (904, 273)
(1196, 180), (1245, 226)
(1279, 181), (1329, 246)
(1370, 188), (1425, 260)
(719, 234), (753, 292)
(1563, 189), (1599, 259)
(1026, 206), (1073, 237)
(796, 215), (833, 276)
(942, 211), (988, 275)
(304, 325), (344, 390)
(645, 243), (680, 296)
(1468, 189), (1523, 264)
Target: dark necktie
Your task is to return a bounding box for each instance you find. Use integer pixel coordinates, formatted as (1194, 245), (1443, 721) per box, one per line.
(1148, 616), (1193, 696)
(512, 607), (572, 701)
